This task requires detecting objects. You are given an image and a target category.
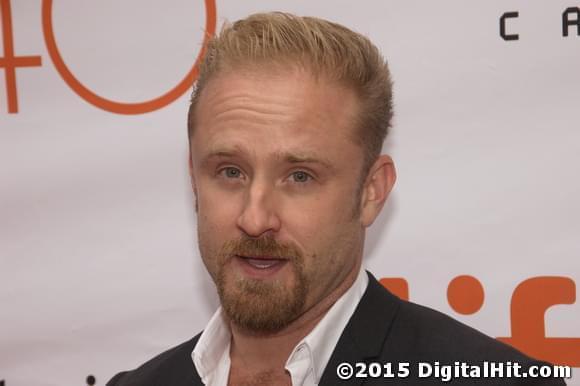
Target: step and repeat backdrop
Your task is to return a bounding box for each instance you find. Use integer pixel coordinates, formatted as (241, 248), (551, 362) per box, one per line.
(1, 1), (578, 385)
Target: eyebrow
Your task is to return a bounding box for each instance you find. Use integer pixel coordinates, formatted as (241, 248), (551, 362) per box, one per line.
(282, 153), (335, 171)
(200, 148), (335, 171)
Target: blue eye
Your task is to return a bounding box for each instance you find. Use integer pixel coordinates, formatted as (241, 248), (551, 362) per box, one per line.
(291, 171), (312, 183)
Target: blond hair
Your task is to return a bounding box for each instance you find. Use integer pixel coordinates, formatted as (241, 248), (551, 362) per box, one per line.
(188, 12), (393, 174)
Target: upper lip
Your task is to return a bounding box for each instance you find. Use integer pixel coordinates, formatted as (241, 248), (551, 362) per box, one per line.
(236, 254), (287, 260)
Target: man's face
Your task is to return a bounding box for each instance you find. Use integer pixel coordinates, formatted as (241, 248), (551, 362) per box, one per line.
(189, 66), (370, 333)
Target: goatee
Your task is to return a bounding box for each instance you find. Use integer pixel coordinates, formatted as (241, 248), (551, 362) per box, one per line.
(214, 235), (308, 333)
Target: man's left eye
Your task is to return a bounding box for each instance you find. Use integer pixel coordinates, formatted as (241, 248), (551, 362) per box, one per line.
(290, 171), (312, 183)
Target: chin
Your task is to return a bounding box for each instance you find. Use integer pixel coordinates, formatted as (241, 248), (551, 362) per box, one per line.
(217, 265), (308, 333)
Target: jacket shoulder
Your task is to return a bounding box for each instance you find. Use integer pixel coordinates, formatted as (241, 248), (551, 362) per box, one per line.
(357, 273), (529, 362)
(390, 299), (529, 361)
(106, 334), (202, 386)
(360, 277), (565, 384)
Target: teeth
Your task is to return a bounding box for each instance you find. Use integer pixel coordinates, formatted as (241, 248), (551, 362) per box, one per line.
(246, 258), (279, 269)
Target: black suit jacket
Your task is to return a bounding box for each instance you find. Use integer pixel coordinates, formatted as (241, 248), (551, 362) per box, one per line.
(108, 272), (566, 385)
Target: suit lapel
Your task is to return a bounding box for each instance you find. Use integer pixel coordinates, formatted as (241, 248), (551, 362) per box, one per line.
(318, 272), (401, 386)
(169, 335), (204, 386)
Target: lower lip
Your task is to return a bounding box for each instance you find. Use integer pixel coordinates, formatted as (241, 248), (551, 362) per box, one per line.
(234, 255), (288, 279)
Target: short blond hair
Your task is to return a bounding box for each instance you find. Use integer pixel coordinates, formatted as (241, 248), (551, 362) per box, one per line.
(188, 12), (393, 174)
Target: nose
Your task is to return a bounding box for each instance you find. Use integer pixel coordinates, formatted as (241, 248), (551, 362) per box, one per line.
(236, 180), (281, 238)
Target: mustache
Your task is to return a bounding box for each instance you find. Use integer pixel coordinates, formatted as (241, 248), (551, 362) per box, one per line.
(220, 235), (302, 260)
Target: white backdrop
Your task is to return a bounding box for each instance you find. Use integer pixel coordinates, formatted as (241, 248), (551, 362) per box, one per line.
(1, 1), (578, 385)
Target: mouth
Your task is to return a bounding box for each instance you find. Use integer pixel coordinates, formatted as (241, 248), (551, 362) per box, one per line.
(234, 255), (289, 277)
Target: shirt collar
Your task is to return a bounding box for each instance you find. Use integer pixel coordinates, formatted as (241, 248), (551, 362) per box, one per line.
(284, 267), (368, 383)
(192, 267), (369, 385)
(192, 308), (231, 384)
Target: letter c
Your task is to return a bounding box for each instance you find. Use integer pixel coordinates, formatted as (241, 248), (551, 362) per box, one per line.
(500, 11), (519, 41)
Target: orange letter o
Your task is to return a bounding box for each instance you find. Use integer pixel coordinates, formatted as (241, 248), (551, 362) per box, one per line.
(41, 0), (217, 114)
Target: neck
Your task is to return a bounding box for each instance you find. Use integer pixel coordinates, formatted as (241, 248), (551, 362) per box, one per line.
(228, 263), (361, 373)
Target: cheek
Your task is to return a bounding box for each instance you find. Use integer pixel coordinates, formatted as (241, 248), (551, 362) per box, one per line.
(283, 188), (355, 227)
(196, 189), (242, 260)
(197, 186), (241, 227)
(287, 194), (361, 259)
(285, 205), (355, 261)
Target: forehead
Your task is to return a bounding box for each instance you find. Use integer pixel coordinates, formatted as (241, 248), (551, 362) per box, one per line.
(191, 66), (362, 163)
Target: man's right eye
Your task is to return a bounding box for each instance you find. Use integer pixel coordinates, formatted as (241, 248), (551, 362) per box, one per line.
(219, 167), (242, 179)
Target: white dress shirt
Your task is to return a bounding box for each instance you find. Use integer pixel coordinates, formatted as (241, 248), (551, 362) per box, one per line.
(192, 267), (369, 386)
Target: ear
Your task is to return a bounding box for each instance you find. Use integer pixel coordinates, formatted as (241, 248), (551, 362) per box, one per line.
(360, 154), (396, 227)
(188, 149), (199, 212)
(188, 149), (196, 190)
